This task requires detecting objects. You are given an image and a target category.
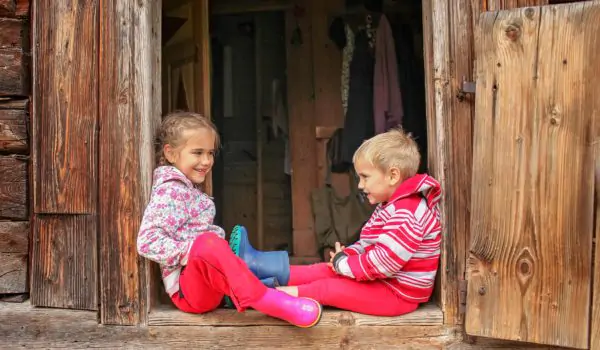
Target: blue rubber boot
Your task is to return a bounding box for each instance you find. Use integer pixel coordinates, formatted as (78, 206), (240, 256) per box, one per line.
(223, 277), (280, 309)
(229, 225), (290, 286)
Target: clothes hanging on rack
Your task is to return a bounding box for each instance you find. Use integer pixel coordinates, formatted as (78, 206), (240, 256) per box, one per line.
(373, 14), (403, 134)
(340, 29), (375, 166)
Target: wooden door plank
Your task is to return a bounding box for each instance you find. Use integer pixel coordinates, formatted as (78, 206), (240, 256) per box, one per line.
(98, 0), (160, 325)
(31, 0), (98, 214)
(30, 215), (97, 310)
(466, 3), (599, 348)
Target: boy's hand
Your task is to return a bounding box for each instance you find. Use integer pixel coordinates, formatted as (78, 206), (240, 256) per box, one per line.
(327, 242), (345, 272)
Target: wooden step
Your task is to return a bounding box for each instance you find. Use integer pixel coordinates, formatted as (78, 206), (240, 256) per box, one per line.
(148, 302), (443, 327)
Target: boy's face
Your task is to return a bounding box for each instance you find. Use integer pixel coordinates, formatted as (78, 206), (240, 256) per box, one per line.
(164, 128), (216, 185)
(354, 157), (402, 205)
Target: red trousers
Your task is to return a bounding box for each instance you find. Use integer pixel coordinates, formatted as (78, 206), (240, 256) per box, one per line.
(290, 263), (418, 316)
(170, 233), (267, 313)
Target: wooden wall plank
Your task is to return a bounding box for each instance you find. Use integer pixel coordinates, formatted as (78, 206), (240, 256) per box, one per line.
(0, 1), (16, 17)
(30, 215), (97, 310)
(0, 155), (27, 220)
(0, 221), (28, 294)
(32, 0), (98, 214)
(285, 2), (318, 258)
(0, 17), (26, 48)
(465, 4), (599, 348)
(99, 0), (159, 325)
(0, 99), (28, 153)
(0, 48), (28, 96)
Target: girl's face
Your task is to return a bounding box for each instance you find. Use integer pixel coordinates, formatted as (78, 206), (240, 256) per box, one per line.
(164, 128), (216, 185)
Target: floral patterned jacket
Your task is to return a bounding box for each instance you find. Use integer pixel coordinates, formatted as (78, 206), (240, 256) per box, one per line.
(136, 166), (225, 296)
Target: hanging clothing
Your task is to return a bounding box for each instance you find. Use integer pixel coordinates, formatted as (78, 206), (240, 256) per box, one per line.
(373, 14), (403, 134)
(392, 21), (428, 173)
(341, 30), (375, 166)
(341, 24), (355, 116)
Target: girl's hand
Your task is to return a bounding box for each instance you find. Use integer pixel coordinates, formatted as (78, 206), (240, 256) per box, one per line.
(327, 242), (345, 272)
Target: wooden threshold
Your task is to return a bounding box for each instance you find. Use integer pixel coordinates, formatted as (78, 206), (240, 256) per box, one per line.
(148, 302), (443, 326)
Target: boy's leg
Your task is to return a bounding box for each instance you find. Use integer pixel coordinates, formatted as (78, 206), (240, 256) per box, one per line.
(297, 277), (419, 317)
(287, 263), (337, 286)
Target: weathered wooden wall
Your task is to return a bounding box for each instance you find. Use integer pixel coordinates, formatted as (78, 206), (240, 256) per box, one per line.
(0, 0), (30, 300)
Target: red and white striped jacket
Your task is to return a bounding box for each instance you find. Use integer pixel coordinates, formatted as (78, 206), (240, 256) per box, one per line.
(342, 174), (442, 303)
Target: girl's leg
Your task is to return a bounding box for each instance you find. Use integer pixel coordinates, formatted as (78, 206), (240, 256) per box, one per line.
(288, 263), (337, 286)
(175, 232), (322, 327)
(298, 277), (419, 317)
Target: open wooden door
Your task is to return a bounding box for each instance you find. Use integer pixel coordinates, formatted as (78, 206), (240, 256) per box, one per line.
(465, 2), (600, 349)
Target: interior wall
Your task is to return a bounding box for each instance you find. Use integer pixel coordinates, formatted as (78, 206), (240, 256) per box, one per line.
(211, 12), (292, 250)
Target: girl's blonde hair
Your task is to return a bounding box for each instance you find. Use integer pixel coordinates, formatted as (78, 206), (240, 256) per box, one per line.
(352, 128), (421, 180)
(156, 111), (220, 166)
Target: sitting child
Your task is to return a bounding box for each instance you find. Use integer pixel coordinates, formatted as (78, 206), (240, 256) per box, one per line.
(136, 111), (322, 327)
(230, 128), (442, 316)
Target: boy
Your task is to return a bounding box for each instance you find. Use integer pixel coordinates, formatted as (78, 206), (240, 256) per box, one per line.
(231, 128), (442, 316)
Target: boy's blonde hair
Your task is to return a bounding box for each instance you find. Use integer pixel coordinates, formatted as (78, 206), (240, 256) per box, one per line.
(156, 111), (220, 166)
(352, 128), (421, 180)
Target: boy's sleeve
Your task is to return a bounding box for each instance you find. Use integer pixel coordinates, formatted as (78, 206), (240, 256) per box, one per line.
(343, 210), (424, 281)
(343, 240), (366, 256)
(136, 181), (193, 267)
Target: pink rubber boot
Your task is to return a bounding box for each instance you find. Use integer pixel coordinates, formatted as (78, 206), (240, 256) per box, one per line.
(250, 288), (322, 328)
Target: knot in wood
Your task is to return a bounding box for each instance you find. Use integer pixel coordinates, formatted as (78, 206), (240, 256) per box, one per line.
(478, 286), (486, 296)
(337, 312), (356, 326)
(515, 248), (535, 292)
(505, 25), (521, 41)
(525, 8), (535, 20)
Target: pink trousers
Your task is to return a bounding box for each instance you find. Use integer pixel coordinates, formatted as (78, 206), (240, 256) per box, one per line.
(289, 263), (418, 316)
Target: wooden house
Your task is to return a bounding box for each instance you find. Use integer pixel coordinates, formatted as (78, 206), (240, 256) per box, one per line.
(0, 0), (598, 348)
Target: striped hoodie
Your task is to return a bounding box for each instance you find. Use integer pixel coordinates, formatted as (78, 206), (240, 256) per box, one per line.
(339, 174), (442, 303)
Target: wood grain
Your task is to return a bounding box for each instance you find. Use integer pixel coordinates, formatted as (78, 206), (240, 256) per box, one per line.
(30, 215), (97, 310)
(0, 302), (455, 349)
(0, 98), (28, 153)
(31, 0), (98, 213)
(466, 4), (599, 349)
(286, 2), (318, 258)
(98, 0), (159, 325)
(0, 48), (28, 96)
(0, 220), (28, 294)
(0, 155), (27, 220)
(0, 17), (26, 49)
(149, 303), (443, 327)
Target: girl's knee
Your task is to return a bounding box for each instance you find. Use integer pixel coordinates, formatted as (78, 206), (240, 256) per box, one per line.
(190, 232), (229, 257)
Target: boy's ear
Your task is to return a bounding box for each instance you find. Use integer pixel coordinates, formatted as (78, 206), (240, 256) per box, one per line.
(389, 167), (402, 185)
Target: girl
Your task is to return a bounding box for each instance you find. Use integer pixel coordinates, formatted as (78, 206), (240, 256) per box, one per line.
(136, 111), (322, 327)
(230, 128), (442, 317)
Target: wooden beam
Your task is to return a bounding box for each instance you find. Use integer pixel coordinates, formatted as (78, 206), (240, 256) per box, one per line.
(32, 0), (98, 214)
(254, 14), (264, 250)
(0, 155), (27, 220)
(98, 0), (160, 325)
(315, 126), (337, 140)
(163, 0), (191, 13)
(0, 99), (28, 154)
(192, 0), (212, 196)
(0, 48), (28, 96)
(0, 0), (16, 16)
(211, 0), (293, 15)
(0, 17), (26, 49)
(285, 2), (318, 258)
(30, 215), (97, 310)
(0, 221), (28, 294)
(149, 303), (443, 326)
